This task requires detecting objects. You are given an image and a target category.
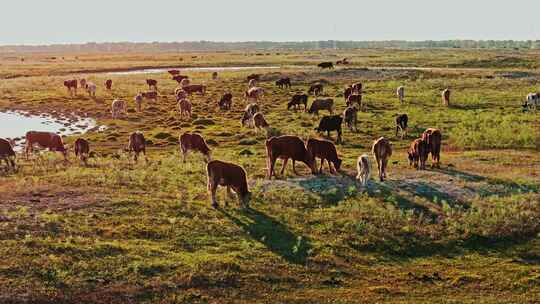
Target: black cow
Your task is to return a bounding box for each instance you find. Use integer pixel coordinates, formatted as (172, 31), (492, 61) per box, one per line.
(287, 94), (308, 111)
(318, 62), (334, 69)
(275, 77), (291, 89)
(314, 115), (343, 143)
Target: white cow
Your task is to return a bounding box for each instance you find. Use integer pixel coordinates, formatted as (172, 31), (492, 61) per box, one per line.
(111, 99), (127, 119)
(86, 82), (97, 97)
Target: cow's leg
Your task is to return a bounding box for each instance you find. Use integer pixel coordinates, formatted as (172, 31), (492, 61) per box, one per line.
(181, 146), (188, 163)
(267, 157), (276, 179)
(382, 158), (388, 179)
(280, 158), (289, 175)
(319, 159), (324, 173)
(226, 186), (233, 207)
(134, 151), (138, 163)
(210, 184), (218, 208)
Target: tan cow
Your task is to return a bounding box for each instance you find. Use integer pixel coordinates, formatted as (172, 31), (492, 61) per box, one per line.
(372, 137), (392, 182)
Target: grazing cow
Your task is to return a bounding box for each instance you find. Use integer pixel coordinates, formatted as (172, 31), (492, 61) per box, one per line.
(177, 98), (192, 119)
(287, 93), (308, 111)
(253, 112), (269, 131)
(146, 79), (158, 91)
(265, 135), (317, 178)
(525, 93), (540, 110)
(179, 132), (211, 162)
(141, 91), (158, 101)
(351, 83), (363, 94)
(168, 69), (180, 76)
(442, 88), (451, 107)
(344, 86), (353, 101)
(134, 93), (143, 112)
(306, 138), (342, 174)
(308, 84), (324, 96)
(219, 93), (233, 110)
(172, 75), (189, 84)
(356, 154), (371, 187)
(182, 84), (206, 95)
(318, 62), (334, 69)
(245, 87), (264, 103)
(79, 78), (87, 89)
(111, 99), (127, 119)
(308, 98), (334, 115)
(74, 138), (90, 165)
(422, 128), (442, 168)
(408, 138), (428, 170)
(212, 72), (218, 80)
(85, 82), (97, 97)
(0, 138), (16, 169)
(180, 78), (191, 87)
(64, 79), (77, 96)
(343, 106), (358, 132)
(25, 131), (67, 160)
(241, 103), (260, 127)
(105, 79), (113, 90)
(275, 77), (291, 89)
(397, 86), (405, 102)
(346, 94), (362, 108)
(247, 74), (260, 83)
(315, 115), (343, 143)
(126, 131), (147, 162)
(206, 160), (251, 208)
(372, 137), (392, 182)
(395, 114), (408, 139)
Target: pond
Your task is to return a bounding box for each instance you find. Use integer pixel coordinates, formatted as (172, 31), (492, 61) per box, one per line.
(107, 65), (281, 75)
(0, 111), (99, 148)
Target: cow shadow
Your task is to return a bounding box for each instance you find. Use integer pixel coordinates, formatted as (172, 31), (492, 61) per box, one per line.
(390, 179), (470, 210)
(220, 208), (311, 265)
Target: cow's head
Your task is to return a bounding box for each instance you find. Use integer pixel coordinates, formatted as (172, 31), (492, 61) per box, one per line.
(334, 158), (342, 171)
(240, 191), (252, 209)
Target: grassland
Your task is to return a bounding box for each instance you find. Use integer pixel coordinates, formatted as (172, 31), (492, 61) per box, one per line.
(0, 49), (539, 303)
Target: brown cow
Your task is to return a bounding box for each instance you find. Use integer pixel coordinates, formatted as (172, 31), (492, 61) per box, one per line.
(308, 83), (324, 96)
(265, 135), (317, 178)
(346, 94), (362, 108)
(168, 69), (180, 76)
(275, 77), (291, 89)
(105, 79), (113, 90)
(306, 138), (342, 174)
(172, 75), (189, 84)
(141, 91), (158, 101)
(219, 93), (233, 110)
(25, 131), (67, 160)
(408, 138), (428, 170)
(177, 98), (192, 120)
(179, 132), (211, 162)
(343, 106), (358, 132)
(0, 138), (16, 169)
(245, 87), (264, 102)
(127, 131), (147, 162)
(372, 137), (392, 182)
(79, 78), (87, 89)
(287, 93), (308, 111)
(253, 112), (269, 131)
(442, 89), (451, 107)
(175, 88), (188, 101)
(74, 138), (90, 165)
(422, 128), (442, 168)
(111, 99), (127, 119)
(146, 79), (158, 90)
(64, 79), (77, 96)
(308, 98), (334, 115)
(352, 82), (362, 94)
(206, 160), (251, 208)
(212, 72), (218, 80)
(344, 86), (353, 101)
(182, 84), (206, 95)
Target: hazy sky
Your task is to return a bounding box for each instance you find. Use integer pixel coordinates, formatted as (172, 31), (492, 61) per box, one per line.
(1, 0), (538, 45)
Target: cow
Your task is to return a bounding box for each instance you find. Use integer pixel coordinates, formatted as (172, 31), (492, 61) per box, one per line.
(206, 160), (251, 209)
(442, 88), (451, 107)
(105, 79), (113, 90)
(275, 77), (291, 89)
(241, 103), (260, 127)
(126, 131), (147, 162)
(180, 78), (191, 87)
(372, 137), (392, 182)
(397, 86), (405, 103)
(25, 131), (67, 160)
(219, 93), (233, 110)
(247, 74), (260, 83)
(422, 128), (442, 168)
(287, 93), (308, 111)
(318, 62), (334, 69)
(352, 83), (363, 94)
(172, 75), (189, 84)
(248, 79), (258, 88)
(182, 84), (206, 95)
(315, 115), (343, 143)
(395, 114), (408, 139)
(146, 79), (158, 91)
(253, 112), (269, 131)
(79, 78), (87, 89)
(346, 94), (362, 108)
(177, 98), (192, 120)
(343, 106), (358, 132)
(344, 86), (353, 101)
(408, 138), (428, 170)
(245, 87), (264, 103)
(141, 91), (158, 102)
(134, 93), (143, 112)
(308, 98), (334, 115)
(212, 72), (218, 80)
(356, 154), (371, 187)
(74, 138), (90, 165)
(306, 138), (342, 174)
(525, 93), (540, 110)
(64, 79), (77, 96)
(85, 82), (97, 97)
(265, 135), (317, 179)
(111, 99), (127, 119)
(168, 69), (180, 76)
(308, 84), (324, 96)
(175, 88), (188, 101)
(0, 138), (16, 170)
(179, 132), (211, 162)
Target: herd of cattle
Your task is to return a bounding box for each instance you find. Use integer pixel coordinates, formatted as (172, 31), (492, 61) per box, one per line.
(0, 62), (535, 208)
